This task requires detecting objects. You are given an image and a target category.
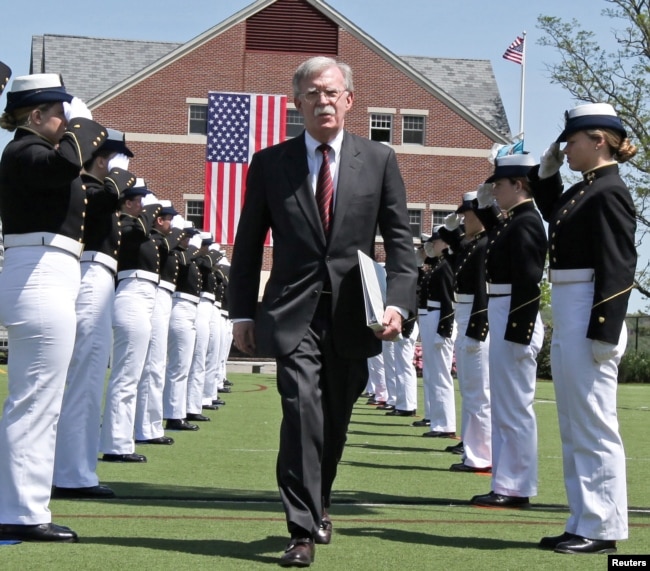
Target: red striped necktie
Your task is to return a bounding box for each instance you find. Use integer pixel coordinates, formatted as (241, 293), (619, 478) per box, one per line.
(316, 143), (334, 236)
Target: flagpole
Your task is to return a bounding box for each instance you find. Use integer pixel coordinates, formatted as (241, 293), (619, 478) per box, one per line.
(518, 30), (526, 139)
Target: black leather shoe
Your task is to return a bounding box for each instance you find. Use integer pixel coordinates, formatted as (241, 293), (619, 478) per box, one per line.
(539, 531), (578, 550)
(212, 398), (226, 406)
(0, 522), (78, 542)
(386, 409), (416, 417)
(186, 413), (211, 422)
(135, 436), (175, 445)
(202, 404), (219, 410)
(361, 391), (374, 399)
(412, 419), (430, 427)
(219, 386), (232, 393)
(165, 418), (199, 431)
(423, 430), (456, 438)
(52, 484), (115, 499)
(314, 513), (332, 545)
(449, 462), (491, 473)
(376, 404), (395, 411)
(102, 453), (147, 463)
(445, 442), (464, 454)
(554, 536), (617, 554)
(279, 537), (314, 567)
(470, 491), (530, 509)
(223, 379), (233, 387)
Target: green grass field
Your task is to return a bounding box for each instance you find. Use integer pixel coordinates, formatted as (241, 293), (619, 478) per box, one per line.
(0, 368), (648, 570)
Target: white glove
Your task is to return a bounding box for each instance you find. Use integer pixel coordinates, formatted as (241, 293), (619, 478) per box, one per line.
(141, 192), (159, 206)
(476, 183), (495, 208)
(433, 334), (445, 348)
(510, 341), (534, 362)
(444, 212), (460, 231)
(465, 337), (481, 354)
(171, 215), (186, 229)
(107, 153), (130, 171)
(63, 97), (93, 121)
(538, 142), (565, 179)
(592, 340), (617, 364)
(423, 241), (436, 258)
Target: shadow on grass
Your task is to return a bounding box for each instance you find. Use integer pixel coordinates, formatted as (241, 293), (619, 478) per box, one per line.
(339, 527), (535, 550)
(84, 534), (286, 563)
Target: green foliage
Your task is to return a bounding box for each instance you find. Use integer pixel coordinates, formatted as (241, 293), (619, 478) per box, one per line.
(619, 350), (650, 382)
(536, 323), (553, 380)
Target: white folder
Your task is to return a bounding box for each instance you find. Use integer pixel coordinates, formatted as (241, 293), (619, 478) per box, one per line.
(357, 250), (387, 332)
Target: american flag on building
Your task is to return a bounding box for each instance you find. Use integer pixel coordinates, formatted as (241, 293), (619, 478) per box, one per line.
(204, 92), (287, 245)
(503, 36), (525, 64)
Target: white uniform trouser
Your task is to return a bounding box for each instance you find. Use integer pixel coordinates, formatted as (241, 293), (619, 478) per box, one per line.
(367, 353), (387, 402)
(187, 297), (213, 414)
(0, 246), (80, 524)
(382, 341), (397, 406)
(393, 322), (419, 411)
(54, 261), (114, 488)
(215, 314), (232, 389)
(135, 287), (173, 440)
(551, 282), (628, 540)
(164, 297), (197, 419)
(100, 277), (156, 454)
(202, 305), (222, 405)
(454, 302), (491, 468)
(419, 310), (455, 432)
(488, 295), (543, 497)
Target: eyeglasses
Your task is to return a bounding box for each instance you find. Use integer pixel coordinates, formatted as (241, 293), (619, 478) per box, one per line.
(299, 88), (347, 104)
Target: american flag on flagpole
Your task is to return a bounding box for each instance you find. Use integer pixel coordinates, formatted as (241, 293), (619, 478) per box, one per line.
(503, 36), (524, 64)
(204, 92), (286, 245)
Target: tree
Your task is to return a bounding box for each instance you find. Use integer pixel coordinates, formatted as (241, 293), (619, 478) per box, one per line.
(538, 0), (650, 305)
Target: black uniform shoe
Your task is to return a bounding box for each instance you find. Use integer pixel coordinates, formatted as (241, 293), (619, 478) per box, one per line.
(135, 436), (175, 445)
(376, 404), (395, 411)
(223, 379), (233, 387)
(186, 413), (211, 422)
(386, 409), (416, 417)
(102, 453), (147, 463)
(219, 386), (232, 393)
(202, 404), (219, 410)
(422, 430), (456, 438)
(165, 418), (199, 431)
(449, 462), (492, 473)
(470, 491), (530, 509)
(539, 531), (578, 550)
(0, 522), (78, 543)
(412, 419), (430, 427)
(314, 513), (332, 545)
(554, 536), (617, 554)
(212, 398), (226, 406)
(52, 484), (116, 499)
(279, 537), (315, 567)
(445, 442), (464, 454)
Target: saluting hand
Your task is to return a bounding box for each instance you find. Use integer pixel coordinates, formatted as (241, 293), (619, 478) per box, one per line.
(539, 142), (565, 179)
(476, 183), (495, 209)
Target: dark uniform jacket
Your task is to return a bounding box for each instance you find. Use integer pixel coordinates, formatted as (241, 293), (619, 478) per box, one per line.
(529, 163), (636, 344)
(439, 226), (490, 342)
(0, 119), (107, 239)
(418, 255), (455, 338)
(152, 227), (184, 288)
(117, 203), (161, 275)
(174, 244), (202, 298)
(475, 200), (547, 345)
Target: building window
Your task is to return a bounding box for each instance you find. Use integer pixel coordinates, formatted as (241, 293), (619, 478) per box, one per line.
(408, 209), (422, 238)
(403, 115), (425, 145)
(370, 113), (392, 143)
(286, 109), (304, 138)
(431, 210), (455, 227)
(189, 104), (207, 135)
(186, 200), (204, 230)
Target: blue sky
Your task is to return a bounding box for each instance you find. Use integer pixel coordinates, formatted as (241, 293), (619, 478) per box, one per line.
(1, 0), (645, 310)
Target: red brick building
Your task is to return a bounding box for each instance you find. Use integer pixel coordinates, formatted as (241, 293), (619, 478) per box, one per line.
(30, 0), (512, 269)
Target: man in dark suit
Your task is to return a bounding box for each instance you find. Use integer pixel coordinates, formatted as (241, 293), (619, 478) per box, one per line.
(229, 56), (418, 567)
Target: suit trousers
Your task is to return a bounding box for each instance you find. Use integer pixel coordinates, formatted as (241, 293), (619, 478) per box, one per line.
(135, 286), (173, 440)
(487, 295), (543, 497)
(100, 277), (156, 455)
(551, 282), (628, 540)
(454, 302), (491, 468)
(276, 296), (368, 537)
(0, 246), (79, 524)
(163, 297), (197, 419)
(419, 310), (456, 432)
(202, 304), (222, 405)
(54, 261), (114, 488)
(187, 297), (213, 414)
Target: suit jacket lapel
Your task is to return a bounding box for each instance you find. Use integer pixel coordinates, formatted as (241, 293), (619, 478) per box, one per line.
(330, 132), (362, 241)
(283, 133), (325, 243)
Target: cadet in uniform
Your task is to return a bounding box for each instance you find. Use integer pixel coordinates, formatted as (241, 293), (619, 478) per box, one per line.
(470, 154), (547, 507)
(531, 104), (636, 555)
(53, 129), (135, 498)
(99, 180), (162, 463)
(438, 192), (491, 467)
(417, 228), (455, 434)
(135, 201), (183, 445)
(0, 73), (107, 542)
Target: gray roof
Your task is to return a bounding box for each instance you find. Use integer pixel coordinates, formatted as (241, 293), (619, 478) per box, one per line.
(400, 55), (511, 139)
(30, 34), (510, 138)
(30, 35), (181, 102)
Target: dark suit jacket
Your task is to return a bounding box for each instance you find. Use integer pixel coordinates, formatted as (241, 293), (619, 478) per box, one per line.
(228, 131), (418, 358)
